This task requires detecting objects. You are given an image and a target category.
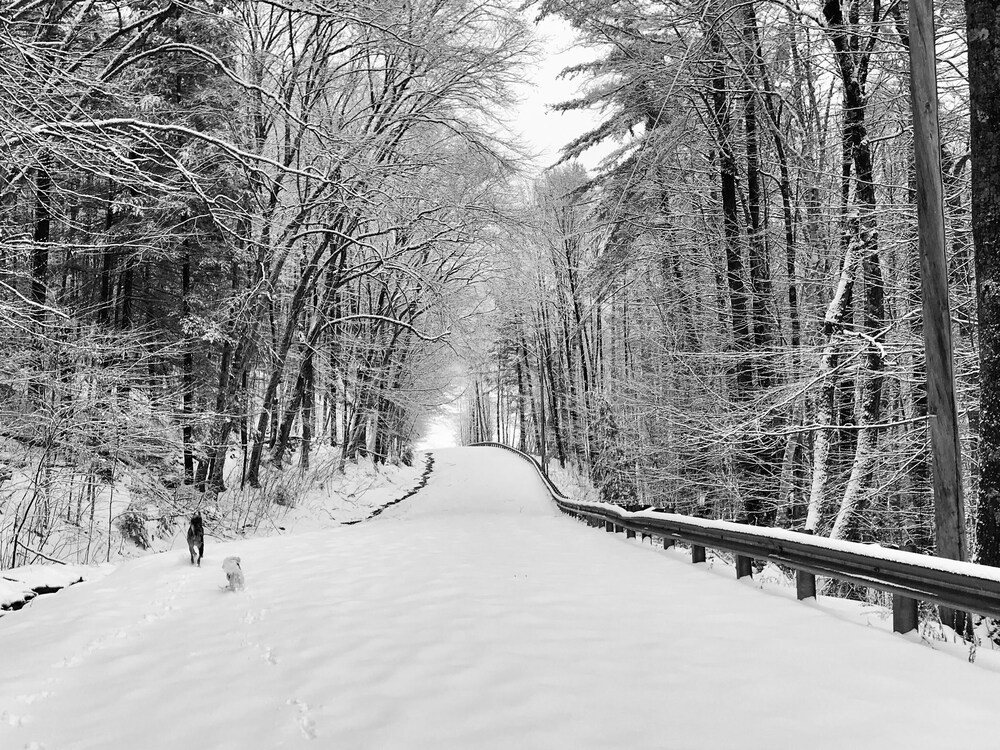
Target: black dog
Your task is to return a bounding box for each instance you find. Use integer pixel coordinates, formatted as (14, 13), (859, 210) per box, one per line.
(187, 513), (204, 566)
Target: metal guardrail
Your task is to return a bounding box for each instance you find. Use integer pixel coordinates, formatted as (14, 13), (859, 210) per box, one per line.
(471, 442), (1000, 633)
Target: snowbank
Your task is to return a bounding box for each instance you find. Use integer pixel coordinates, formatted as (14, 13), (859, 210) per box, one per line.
(0, 564), (98, 611)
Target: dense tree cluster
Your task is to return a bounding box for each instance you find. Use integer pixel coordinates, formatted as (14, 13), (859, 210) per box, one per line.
(0, 0), (529, 564)
(6, 0), (1000, 578)
(467, 0), (996, 563)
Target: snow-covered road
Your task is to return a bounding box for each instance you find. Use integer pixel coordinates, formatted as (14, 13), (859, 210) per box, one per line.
(1, 446), (999, 749)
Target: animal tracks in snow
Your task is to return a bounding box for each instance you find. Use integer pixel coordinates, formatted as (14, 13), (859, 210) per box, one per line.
(238, 599), (278, 664)
(50, 578), (187, 670)
(242, 605), (269, 625)
(4, 681), (58, 729)
(240, 639), (279, 666)
(15, 692), (51, 706)
(288, 698), (317, 740)
(49, 626), (130, 670)
(4, 567), (200, 741)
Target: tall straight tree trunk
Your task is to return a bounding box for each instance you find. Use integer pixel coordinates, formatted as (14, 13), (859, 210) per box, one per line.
(181, 251), (195, 482)
(743, 2), (775, 388)
(562, 230), (592, 443)
(240, 370), (250, 489)
(740, 2), (781, 524)
(535, 272), (566, 467)
(708, 28), (753, 398)
(197, 257), (242, 492)
(535, 297), (565, 468)
(968, 0), (1000, 567)
(32, 162), (52, 320)
(518, 327), (541, 455)
(530, 316), (549, 471)
(496, 353), (504, 444)
(824, 0), (885, 540)
(544, 348), (566, 469)
(515, 367), (528, 451)
(30, 159), (52, 404)
(120, 262), (134, 329)
(99, 181), (117, 327)
(757, 16), (801, 360)
(300, 348), (315, 470)
(199, 336), (233, 492)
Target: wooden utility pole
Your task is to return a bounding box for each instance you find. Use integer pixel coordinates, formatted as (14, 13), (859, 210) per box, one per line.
(908, 0), (968, 623)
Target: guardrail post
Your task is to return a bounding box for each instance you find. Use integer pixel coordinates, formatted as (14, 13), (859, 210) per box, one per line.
(626, 528), (636, 539)
(692, 545), (706, 564)
(796, 530), (817, 600)
(891, 542), (920, 634)
(893, 593), (919, 634)
(796, 570), (817, 601)
(614, 524), (624, 534)
(605, 520), (614, 533)
(736, 555), (753, 579)
(663, 537), (675, 550)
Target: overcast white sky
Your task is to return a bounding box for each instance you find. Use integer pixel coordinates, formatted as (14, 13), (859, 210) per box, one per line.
(510, 14), (612, 174)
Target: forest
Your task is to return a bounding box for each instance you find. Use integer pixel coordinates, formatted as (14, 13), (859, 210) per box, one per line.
(2, 0), (999, 576)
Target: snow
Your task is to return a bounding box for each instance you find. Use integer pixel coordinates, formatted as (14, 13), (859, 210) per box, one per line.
(2, 446), (1000, 749)
(610, 505), (1000, 584)
(0, 447), (426, 570)
(1, 565), (99, 610)
(244, 453), (428, 532)
(0, 578), (33, 609)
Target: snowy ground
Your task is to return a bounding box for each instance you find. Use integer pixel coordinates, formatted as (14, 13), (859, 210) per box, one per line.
(0, 446), (425, 571)
(1, 446), (999, 749)
(0, 564), (96, 612)
(226, 452), (428, 532)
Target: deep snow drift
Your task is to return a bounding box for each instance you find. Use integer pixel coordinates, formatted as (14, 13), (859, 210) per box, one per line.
(1, 446), (999, 749)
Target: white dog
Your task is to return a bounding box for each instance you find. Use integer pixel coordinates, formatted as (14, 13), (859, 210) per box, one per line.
(222, 556), (245, 591)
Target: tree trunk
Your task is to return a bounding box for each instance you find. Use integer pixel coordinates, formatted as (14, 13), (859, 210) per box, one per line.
(514, 327), (529, 452)
(709, 28), (753, 398)
(99, 183), (116, 327)
(32, 162), (52, 320)
(743, 2), (775, 389)
(741, 3), (781, 524)
(968, 0), (1000, 567)
(300, 347), (315, 470)
(822, 0), (885, 540)
(806, 224), (862, 531)
(181, 251), (195, 483)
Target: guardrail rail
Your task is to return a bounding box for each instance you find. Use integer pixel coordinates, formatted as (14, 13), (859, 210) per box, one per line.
(471, 441), (1000, 635)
